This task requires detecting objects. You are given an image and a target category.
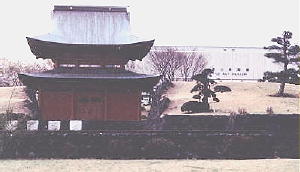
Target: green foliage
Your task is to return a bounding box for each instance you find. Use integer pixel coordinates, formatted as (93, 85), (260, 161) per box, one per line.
(264, 31), (299, 64)
(191, 69), (219, 103)
(263, 68), (299, 85)
(263, 31), (300, 95)
(23, 87), (39, 119)
(0, 113), (30, 131)
(181, 69), (219, 113)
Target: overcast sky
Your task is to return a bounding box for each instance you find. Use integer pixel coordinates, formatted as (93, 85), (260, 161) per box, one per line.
(0, 0), (299, 62)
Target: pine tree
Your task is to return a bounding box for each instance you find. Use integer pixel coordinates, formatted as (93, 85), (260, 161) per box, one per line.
(191, 69), (219, 110)
(181, 68), (219, 113)
(264, 31), (300, 96)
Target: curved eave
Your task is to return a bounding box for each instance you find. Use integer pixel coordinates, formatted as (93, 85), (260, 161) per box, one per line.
(18, 73), (161, 91)
(26, 37), (154, 61)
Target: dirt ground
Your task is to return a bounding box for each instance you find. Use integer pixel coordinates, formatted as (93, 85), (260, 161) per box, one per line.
(0, 86), (29, 114)
(0, 159), (298, 172)
(163, 81), (299, 115)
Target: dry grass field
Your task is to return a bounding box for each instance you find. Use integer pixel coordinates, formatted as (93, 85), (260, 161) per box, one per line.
(0, 81), (299, 115)
(163, 81), (299, 115)
(0, 159), (298, 172)
(0, 86), (29, 114)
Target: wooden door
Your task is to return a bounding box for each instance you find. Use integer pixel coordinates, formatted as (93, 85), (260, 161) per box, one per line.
(75, 92), (104, 120)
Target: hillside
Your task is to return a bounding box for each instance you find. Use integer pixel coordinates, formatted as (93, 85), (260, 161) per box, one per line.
(163, 81), (299, 115)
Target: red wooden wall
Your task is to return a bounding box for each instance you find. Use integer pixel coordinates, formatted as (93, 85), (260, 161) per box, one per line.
(75, 92), (105, 120)
(39, 89), (141, 121)
(39, 91), (73, 120)
(106, 91), (140, 121)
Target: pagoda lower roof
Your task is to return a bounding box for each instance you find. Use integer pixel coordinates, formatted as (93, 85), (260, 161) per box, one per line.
(18, 68), (160, 90)
(20, 67), (158, 79)
(26, 35), (154, 60)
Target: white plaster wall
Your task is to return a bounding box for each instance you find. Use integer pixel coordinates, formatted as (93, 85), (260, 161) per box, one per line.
(141, 46), (284, 80)
(51, 9), (139, 44)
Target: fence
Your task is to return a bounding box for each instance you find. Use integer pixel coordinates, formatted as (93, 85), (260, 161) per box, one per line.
(4, 120), (146, 131)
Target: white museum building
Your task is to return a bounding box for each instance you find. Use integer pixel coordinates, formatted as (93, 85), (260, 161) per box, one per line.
(147, 46), (284, 81)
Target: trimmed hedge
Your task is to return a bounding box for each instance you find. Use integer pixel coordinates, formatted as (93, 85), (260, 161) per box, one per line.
(161, 114), (299, 132)
(0, 114), (298, 159)
(0, 130), (278, 159)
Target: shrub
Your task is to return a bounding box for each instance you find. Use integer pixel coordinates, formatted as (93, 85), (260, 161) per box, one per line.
(266, 106), (274, 114)
(182, 68), (219, 113)
(237, 108), (248, 115)
(213, 85), (231, 93)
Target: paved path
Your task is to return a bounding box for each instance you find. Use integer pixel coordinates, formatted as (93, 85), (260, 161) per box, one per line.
(0, 159), (299, 172)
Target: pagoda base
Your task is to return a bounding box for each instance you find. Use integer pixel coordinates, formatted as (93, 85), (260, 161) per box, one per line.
(19, 68), (160, 121)
(38, 88), (141, 121)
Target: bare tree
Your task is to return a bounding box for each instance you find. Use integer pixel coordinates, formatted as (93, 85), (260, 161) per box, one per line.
(180, 50), (207, 81)
(149, 48), (184, 82)
(0, 59), (53, 87)
(125, 60), (136, 71)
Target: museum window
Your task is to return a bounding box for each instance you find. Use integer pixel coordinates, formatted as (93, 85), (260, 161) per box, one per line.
(246, 68), (249, 72)
(237, 68), (241, 71)
(229, 68), (232, 71)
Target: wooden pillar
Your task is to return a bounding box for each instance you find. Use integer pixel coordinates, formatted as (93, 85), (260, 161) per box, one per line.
(53, 60), (60, 68)
(38, 89), (43, 120)
(75, 60), (80, 69)
(71, 88), (75, 120)
(137, 90), (141, 120)
(104, 88), (108, 121)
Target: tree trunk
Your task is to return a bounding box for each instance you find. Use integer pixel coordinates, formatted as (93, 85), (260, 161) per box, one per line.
(202, 96), (208, 104)
(184, 73), (188, 81)
(278, 82), (285, 95)
(278, 62), (288, 95)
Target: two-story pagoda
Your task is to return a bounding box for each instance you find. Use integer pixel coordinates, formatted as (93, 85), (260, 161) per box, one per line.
(19, 5), (159, 121)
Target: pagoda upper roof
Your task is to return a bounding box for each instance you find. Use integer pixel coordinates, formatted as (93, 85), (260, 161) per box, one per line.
(53, 5), (128, 12)
(26, 5), (154, 61)
(27, 36), (154, 61)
